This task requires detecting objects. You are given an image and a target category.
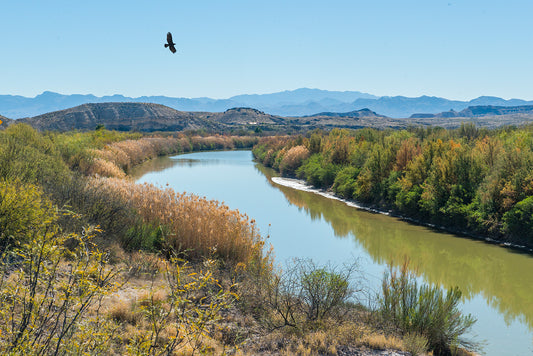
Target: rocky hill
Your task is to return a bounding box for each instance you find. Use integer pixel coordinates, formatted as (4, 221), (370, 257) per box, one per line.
(304, 108), (387, 119)
(198, 107), (285, 125)
(16, 102), (221, 132)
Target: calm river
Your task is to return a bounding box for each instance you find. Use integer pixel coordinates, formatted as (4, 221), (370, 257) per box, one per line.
(133, 150), (533, 356)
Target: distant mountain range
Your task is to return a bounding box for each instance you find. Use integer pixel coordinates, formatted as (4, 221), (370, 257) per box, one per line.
(410, 105), (533, 118)
(2, 88), (533, 119)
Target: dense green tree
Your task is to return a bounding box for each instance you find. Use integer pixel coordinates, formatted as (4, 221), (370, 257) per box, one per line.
(252, 125), (533, 245)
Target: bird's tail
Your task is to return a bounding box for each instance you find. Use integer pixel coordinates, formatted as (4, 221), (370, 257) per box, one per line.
(164, 44), (169, 48)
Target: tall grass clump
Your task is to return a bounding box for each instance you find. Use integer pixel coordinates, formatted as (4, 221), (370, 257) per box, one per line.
(87, 177), (267, 265)
(379, 261), (477, 355)
(279, 145), (310, 176)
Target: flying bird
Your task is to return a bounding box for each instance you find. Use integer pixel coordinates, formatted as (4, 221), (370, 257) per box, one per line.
(165, 32), (177, 53)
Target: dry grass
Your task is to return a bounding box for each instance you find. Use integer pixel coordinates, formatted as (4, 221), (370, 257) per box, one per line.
(280, 145), (310, 175)
(87, 137), (185, 177)
(126, 251), (166, 277)
(108, 299), (140, 326)
(241, 320), (410, 356)
(87, 177), (266, 264)
(360, 332), (404, 351)
(83, 135), (257, 178)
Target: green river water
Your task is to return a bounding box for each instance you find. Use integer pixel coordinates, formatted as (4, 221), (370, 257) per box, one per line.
(133, 150), (533, 355)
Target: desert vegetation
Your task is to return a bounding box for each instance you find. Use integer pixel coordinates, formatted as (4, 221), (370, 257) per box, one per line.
(0, 123), (479, 355)
(253, 124), (533, 246)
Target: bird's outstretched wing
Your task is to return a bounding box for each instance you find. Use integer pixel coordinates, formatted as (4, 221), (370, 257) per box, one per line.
(165, 32), (177, 53)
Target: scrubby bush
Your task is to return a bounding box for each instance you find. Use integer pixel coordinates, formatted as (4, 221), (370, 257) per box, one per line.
(503, 196), (533, 241)
(252, 259), (358, 330)
(379, 261), (476, 355)
(0, 179), (57, 250)
(299, 262), (352, 322)
(0, 221), (119, 354)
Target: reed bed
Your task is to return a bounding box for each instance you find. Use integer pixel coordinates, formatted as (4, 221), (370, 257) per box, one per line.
(87, 177), (265, 264)
(279, 145), (310, 175)
(86, 135), (257, 178)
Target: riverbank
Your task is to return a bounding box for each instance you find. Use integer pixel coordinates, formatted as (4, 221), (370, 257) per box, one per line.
(271, 176), (533, 254)
(0, 125), (494, 355)
(252, 127), (533, 255)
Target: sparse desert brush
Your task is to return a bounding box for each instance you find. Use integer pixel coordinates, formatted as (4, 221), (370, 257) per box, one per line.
(126, 250), (166, 277)
(108, 299), (140, 325)
(114, 257), (237, 355)
(88, 177), (267, 265)
(0, 221), (120, 354)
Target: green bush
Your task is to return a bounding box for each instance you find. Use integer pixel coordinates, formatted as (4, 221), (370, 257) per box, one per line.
(0, 179), (58, 251)
(503, 196), (533, 242)
(124, 222), (167, 252)
(332, 166), (360, 199)
(0, 124), (71, 191)
(297, 154), (339, 188)
(380, 262), (477, 355)
(299, 263), (351, 321)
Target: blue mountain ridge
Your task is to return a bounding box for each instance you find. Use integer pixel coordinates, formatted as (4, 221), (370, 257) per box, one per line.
(1, 89), (532, 119)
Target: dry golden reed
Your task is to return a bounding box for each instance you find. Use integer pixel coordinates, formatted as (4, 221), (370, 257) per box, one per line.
(280, 145), (310, 174)
(88, 177), (265, 264)
(84, 135), (257, 178)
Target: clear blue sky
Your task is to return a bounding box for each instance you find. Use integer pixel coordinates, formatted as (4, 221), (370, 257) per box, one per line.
(1, 0), (532, 100)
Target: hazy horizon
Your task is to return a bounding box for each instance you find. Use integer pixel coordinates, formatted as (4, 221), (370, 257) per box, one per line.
(2, 1), (533, 101)
(3, 88), (533, 102)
